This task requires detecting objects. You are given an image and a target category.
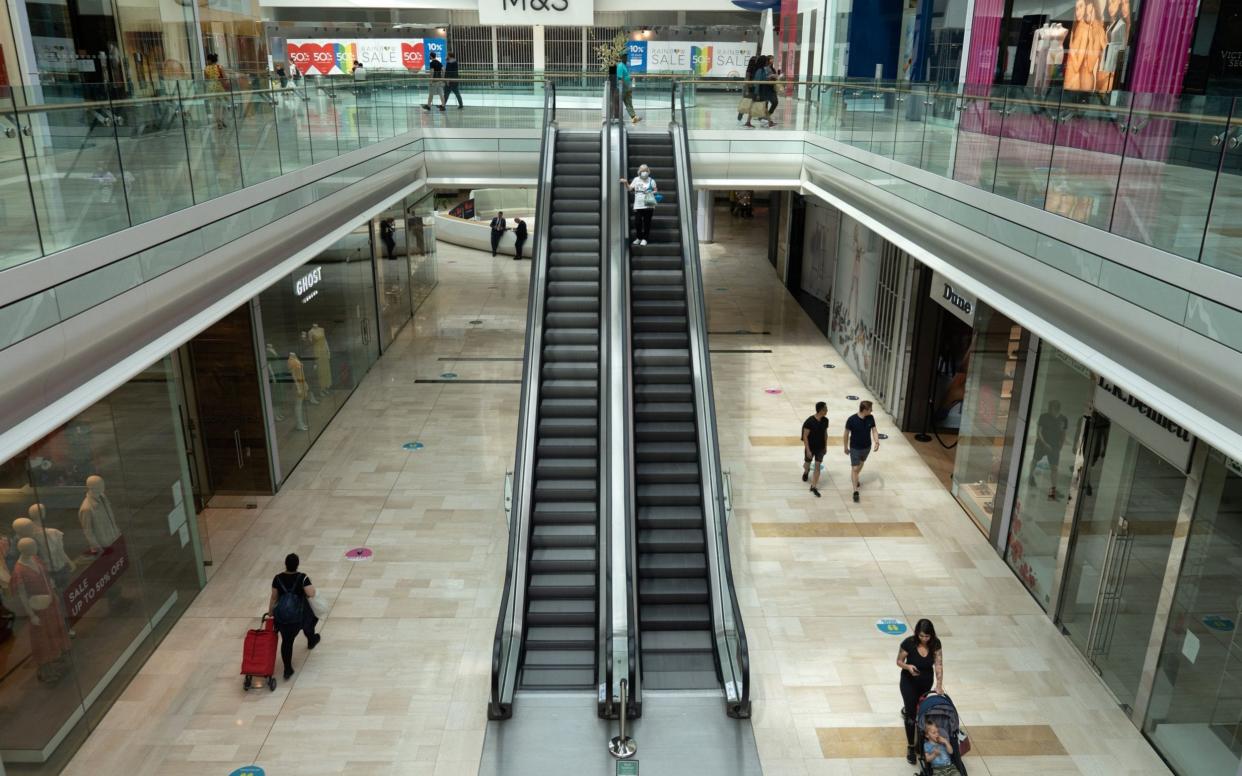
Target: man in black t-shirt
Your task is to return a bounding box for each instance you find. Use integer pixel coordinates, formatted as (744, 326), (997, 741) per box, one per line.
(843, 400), (879, 503)
(1029, 399), (1069, 500)
(801, 401), (830, 497)
(268, 552), (321, 680)
(422, 54), (444, 111)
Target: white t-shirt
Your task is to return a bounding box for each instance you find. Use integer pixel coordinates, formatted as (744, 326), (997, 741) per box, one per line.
(630, 176), (657, 211)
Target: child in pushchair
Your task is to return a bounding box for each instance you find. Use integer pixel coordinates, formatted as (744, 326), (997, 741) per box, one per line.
(914, 691), (968, 776)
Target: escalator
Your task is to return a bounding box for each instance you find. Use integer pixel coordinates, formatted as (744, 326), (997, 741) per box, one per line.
(622, 88), (750, 716)
(520, 129), (604, 690)
(490, 83), (612, 719)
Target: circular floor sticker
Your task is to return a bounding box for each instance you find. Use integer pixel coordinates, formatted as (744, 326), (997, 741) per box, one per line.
(440, 372), (458, 380)
(878, 433), (889, 440)
(764, 387), (783, 395)
(402, 442), (425, 451)
(875, 618), (908, 636)
(229, 767), (265, 776)
(469, 320), (483, 325)
(846, 394), (860, 401)
(345, 547), (373, 561)
(1203, 615), (1235, 632)
(822, 363), (836, 369)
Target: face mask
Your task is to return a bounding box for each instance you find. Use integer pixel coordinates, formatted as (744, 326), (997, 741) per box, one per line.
(640, 171), (649, 179)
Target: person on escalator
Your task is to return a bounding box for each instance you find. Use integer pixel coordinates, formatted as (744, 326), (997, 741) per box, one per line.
(620, 163), (657, 246)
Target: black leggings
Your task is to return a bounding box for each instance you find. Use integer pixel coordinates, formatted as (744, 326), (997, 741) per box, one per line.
(278, 618), (316, 673)
(901, 673), (933, 746)
(633, 208), (654, 240)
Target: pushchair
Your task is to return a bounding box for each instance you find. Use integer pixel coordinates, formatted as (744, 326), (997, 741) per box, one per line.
(913, 691), (969, 775)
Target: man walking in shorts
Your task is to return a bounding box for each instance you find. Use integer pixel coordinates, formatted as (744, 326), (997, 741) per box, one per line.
(802, 401), (830, 497)
(844, 400), (879, 503)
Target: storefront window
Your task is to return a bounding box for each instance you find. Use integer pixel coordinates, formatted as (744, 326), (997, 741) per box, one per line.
(406, 191), (438, 313)
(1143, 451), (1242, 775)
(257, 232), (379, 483)
(951, 303), (1025, 533)
(1005, 343), (1094, 610)
(373, 205), (414, 351)
(0, 357), (202, 773)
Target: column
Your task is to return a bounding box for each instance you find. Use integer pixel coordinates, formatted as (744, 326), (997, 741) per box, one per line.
(532, 25), (546, 73)
(696, 190), (714, 243)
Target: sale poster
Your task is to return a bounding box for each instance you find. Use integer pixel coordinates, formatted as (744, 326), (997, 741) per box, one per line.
(286, 38), (447, 76)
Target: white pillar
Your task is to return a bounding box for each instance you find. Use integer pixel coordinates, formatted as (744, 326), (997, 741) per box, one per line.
(696, 190), (714, 243)
(959, 0), (978, 85)
(761, 10), (775, 57)
(532, 25), (546, 73)
(820, 0), (841, 78)
(798, 9), (814, 98)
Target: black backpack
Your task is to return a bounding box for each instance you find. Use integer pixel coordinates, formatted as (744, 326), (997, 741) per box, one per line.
(273, 574), (305, 627)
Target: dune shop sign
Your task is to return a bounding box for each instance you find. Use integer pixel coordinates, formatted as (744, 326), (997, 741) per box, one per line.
(930, 270), (976, 326)
(286, 38), (447, 76)
(496, 0), (593, 26)
(1093, 377), (1194, 473)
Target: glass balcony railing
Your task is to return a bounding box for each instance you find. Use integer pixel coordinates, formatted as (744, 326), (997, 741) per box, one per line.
(0, 74), (607, 271)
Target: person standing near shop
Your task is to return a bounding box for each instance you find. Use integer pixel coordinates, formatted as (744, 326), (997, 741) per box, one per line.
(268, 553), (321, 680)
(843, 400), (879, 503)
(512, 217), (528, 260)
(422, 53), (445, 111)
(801, 401), (830, 498)
(489, 211), (507, 256)
(1029, 399), (1069, 500)
(441, 51), (463, 109)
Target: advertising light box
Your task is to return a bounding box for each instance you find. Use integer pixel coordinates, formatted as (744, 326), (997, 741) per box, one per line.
(286, 38), (447, 75)
(625, 41), (756, 77)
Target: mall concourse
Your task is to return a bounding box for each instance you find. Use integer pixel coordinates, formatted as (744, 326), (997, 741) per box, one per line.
(0, 0), (1241, 774)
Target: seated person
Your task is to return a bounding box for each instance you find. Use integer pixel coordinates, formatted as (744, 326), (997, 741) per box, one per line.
(923, 720), (957, 776)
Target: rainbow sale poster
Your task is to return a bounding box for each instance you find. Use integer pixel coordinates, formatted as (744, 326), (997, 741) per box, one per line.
(286, 38), (447, 76)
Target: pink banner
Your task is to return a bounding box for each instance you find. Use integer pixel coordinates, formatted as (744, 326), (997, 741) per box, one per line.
(63, 537), (129, 625)
(779, 0), (799, 97)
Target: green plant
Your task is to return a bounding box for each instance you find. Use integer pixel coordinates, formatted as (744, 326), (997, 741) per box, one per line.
(593, 33), (627, 71)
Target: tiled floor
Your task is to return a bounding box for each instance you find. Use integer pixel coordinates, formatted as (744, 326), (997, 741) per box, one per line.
(60, 212), (1170, 775)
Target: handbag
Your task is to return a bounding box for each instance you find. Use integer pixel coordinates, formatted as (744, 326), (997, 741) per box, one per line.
(737, 95), (754, 113)
(643, 191), (658, 206)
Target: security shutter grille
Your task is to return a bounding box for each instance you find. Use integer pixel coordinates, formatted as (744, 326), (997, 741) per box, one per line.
(546, 25), (585, 73)
(868, 242), (912, 407)
(495, 25), (534, 72)
(448, 25), (495, 74)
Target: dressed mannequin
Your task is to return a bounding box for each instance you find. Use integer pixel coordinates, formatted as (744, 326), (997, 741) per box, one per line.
(1030, 23), (1068, 89)
(16, 511), (72, 591)
(1097, 13), (1128, 92)
(265, 344), (287, 422)
(79, 475), (122, 553)
(12, 538), (72, 682)
(307, 324), (331, 393)
(288, 353), (310, 431)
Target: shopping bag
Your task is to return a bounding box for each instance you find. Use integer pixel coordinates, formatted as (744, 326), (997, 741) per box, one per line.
(749, 100), (769, 119)
(737, 96), (754, 114)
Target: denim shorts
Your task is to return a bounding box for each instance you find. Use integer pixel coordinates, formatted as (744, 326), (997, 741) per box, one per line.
(849, 446), (871, 466)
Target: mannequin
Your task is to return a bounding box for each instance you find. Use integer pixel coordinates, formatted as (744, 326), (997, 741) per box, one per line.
(288, 353), (310, 431)
(1097, 1), (1129, 92)
(12, 538), (72, 682)
(307, 324), (331, 393)
(1029, 23), (1068, 89)
(16, 512), (72, 591)
(265, 343), (286, 422)
(79, 475), (122, 553)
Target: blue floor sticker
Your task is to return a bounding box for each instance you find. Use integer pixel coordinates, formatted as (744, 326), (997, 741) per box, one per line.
(402, 442), (425, 451)
(875, 618), (908, 636)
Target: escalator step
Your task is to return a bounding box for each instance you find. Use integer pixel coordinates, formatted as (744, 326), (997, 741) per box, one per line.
(639, 576), (709, 602)
(633, 365), (691, 384)
(526, 626), (596, 650)
(550, 225), (600, 240)
(635, 384), (693, 402)
(639, 553), (707, 578)
(552, 187), (598, 200)
(632, 257), (685, 271)
(639, 603), (711, 629)
(545, 312), (600, 329)
(632, 300), (687, 316)
(543, 345), (599, 363)
(521, 669), (596, 689)
(549, 238), (601, 253)
(533, 502), (596, 523)
(524, 649), (596, 667)
(531, 547), (597, 572)
(535, 478), (597, 501)
(553, 199), (601, 213)
(635, 402), (694, 422)
(548, 281), (600, 298)
(636, 442), (698, 462)
(553, 175), (602, 189)
(546, 296), (599, 313)
(542, 380), (599, 399)
(536, 457), (598, 479)
(641, 630), (713, 653)
(544, 328), (600, 346)
(636, 461), (699, 483)
(632, 285), (687, 301)
(554, 152), (601, 165)
(532, 524), (597, 549)
(632, 315), (688, 333)
(553, 164), (602, 176)
(537, 436), (598, 458)
(529, 574), (596, 598)
(638, 529), (705, 553)
(540, 398), (597, 417)
(632, 244), (681, 257)
(549, 267), (600, 283)
(633, 332), (689, 349)
(637, 483), (701, 505)
(632, 270), (684, 286)
(548, 252), (600, 267)
(538, 417), (598, 437)
(528, 598), (596, 624)
(635, 422), (695, 442)
(634, 348), (690, 367)
(542, 362), (599, 380)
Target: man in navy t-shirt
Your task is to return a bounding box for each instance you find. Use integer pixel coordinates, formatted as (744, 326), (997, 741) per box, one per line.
(843, 400), (879, 503)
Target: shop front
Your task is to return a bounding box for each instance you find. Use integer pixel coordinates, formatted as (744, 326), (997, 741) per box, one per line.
(0, 358), (204, 774)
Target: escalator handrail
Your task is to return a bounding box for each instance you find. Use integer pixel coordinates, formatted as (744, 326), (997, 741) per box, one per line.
(488, 83), (557, 721)
(614, 103), (643, 718)
(599, 75), (617, 718)
(670, 81), (751, 718)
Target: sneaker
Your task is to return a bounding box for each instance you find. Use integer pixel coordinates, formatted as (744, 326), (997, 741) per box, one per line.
(421, 104), (430, 111)
(632, 238), (641, 246)
(632, 116), (642, 124)
(438, 105), (446, 111)
(810, 487), (821, 498)
(852, 490), (860, 503)
(640, 239), (647, 246)
(308, 633), (322, 650)
(283, 667), (294, 680)
(906, 747), (917, 765)
(802, 471), (809, 482)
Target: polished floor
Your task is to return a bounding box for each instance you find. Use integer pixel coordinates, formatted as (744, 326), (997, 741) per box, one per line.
(60, 212), (1171, 775)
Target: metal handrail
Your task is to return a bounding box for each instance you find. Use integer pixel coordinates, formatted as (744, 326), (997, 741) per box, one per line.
(488, 82), (557, 721)
(614, 79), (643, 720)
(671, 80), (751, 718)
(598, 74), (617, 719)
